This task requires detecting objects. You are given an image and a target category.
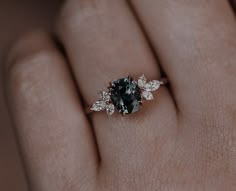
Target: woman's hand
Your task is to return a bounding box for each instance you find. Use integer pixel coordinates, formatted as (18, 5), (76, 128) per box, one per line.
(4, 1), (236, 190)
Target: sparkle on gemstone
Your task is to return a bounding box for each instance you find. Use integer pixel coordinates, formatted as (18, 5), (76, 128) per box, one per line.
(144, 80), (161, 91)
(109, 76), (142, 115)
(138, 74), (146, 88)
(106, 104), (115, 116)
(100, 91), (111, 102)
(91, 100), (106, 111)
(142, 91), (154, 100)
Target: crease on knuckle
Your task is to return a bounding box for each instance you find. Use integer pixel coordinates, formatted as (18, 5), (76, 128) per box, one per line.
(7, 50), (56, 106)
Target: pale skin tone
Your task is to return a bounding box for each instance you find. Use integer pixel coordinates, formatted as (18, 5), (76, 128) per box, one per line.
(3, 0), (236, 190)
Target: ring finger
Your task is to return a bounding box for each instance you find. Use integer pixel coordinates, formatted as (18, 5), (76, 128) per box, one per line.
(57, 0), (177, 181)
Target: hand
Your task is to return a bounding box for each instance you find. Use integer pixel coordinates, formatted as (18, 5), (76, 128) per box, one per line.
(3, 1), (236, 191)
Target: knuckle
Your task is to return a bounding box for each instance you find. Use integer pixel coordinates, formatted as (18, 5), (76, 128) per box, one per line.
(8, 48), (52, 81)
(6, 48), (56, 106)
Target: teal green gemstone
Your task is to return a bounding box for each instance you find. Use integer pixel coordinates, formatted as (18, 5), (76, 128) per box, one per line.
(109, 76), (142, 115)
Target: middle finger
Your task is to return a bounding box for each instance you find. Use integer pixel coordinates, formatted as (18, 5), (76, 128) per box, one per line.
(131, 0), (236, 115)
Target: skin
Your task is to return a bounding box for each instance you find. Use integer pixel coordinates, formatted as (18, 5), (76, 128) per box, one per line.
(2, 0), (236, 190)
(0, 0), (60, 190)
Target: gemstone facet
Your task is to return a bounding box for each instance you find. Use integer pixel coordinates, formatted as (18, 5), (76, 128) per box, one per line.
(109, 76), (142, 115)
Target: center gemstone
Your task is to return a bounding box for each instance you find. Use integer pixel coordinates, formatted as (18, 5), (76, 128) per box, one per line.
(109, 76), (142, 115)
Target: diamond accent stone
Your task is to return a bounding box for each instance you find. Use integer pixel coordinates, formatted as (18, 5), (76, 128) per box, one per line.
(144, 80), (161, 92)
(106, 104), (115, 116)
(100, 91), (110, 102)
(138, 74), (146, 88)
(142, 91), (154, 100)
(91, 101), (106, 111)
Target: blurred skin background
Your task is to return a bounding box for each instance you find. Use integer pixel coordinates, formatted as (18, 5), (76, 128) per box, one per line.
(1, 0), (236, 191)
(0, 0), (61, 190)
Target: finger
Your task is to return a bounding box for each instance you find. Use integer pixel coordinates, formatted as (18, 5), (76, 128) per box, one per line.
(229, 0), (236, 13)
(131, 0), (236, 114)
(57, 0), (177, 174)
(4, 31), (98, 191)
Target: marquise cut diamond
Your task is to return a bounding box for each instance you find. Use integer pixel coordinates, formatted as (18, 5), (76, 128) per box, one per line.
(138, 74), (147, 88)
(142, 91), (154, 100)
(144, 80), (161, 92)
(106, 104), (115, 116)
(91, 101), (106, 111)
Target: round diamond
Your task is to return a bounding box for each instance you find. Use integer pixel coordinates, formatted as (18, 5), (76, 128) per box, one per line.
(109, 76), (142, 115)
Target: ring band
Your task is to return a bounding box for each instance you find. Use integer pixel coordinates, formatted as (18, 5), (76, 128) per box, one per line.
(87, 75), (168, 116)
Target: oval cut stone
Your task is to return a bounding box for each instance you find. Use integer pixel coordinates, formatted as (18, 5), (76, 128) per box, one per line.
(109, 76), (142, 115)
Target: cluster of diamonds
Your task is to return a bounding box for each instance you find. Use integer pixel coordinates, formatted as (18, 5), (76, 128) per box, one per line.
(137, 74), (162, 100)
(90, 75), (163, 116)
(90, 91), (115, 116)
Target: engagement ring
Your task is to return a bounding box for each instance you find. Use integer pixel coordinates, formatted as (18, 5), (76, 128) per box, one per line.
(88, 75), (167, 116)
